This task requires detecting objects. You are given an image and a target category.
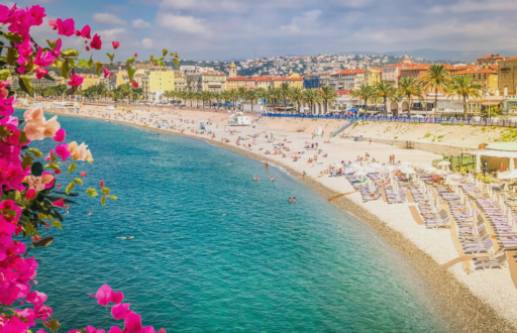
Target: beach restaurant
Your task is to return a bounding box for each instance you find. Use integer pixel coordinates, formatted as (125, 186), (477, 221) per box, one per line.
(475, 143), (517, 179)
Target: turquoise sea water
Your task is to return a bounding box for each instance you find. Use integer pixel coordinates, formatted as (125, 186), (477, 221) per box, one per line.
(33, 115), (447, 332)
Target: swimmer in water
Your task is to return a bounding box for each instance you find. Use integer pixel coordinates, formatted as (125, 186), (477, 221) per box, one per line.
(269, 176), (276, 182)
(288, 196), (297, 204)
(253, 176), (260, 182)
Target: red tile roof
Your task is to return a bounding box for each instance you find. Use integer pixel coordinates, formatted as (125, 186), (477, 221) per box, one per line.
(227, 75), (303, 82)
(332, 69), (366, 76)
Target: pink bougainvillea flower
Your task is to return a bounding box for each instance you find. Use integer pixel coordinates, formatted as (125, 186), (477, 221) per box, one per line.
(35, 47), (56, 67)
(95, 284), (112, 306)
(76, 24), (91, 39)
(43, 116), (60, 138)
(29, 4), (46, 25)
(53, 128), (66, 142)
(0, 95), (15, 116)
(35, 67), (48, 79)
(110, 290), (124, 304)
(25, 188), (36, 200)
(108, 326), (123, 333)
(55, 143), (70, 161)
(16, 65), (27, 74)
(90, 33), (102, 50)
(103, 67), (111, 78)
(68, 73), (84, 87)
(51, 38), (62, 57)
(68, 141), (94, 163)
(80, 171), (87, 177)
(51, 198), (65, 208)
(112, 41), (120, 49)
(50, 17), (75, 36)
(124, 311), (143, 333)
(131, 80), (139, 89)
(111, 303), (131, 320)
(26, 291), (48, 307)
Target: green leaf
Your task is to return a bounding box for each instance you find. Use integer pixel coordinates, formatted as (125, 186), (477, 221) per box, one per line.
(73, 177), (84, 185)
(95, 62), (103, 75)
(61, 60), (70, 78)
(44, 318), (61, 333)
(22, 155), (33, 169)
(31, 161), (43, 176)
(101, 186), (110, 195)
(6, 47), (16, 65)
(67, 162), (77, 173)
(62, 48), (79, 57)
(0, 69), (10, 80)
(108, 195), (118, 201)
(28, 147), (43, 157)
(127, 66), (136, 80)
(52, 220), (63, 230)
(19, 76), (34, 96)
(86, 187), (98, 197)
(65, 181), (75, 194)
(100, 196), (106, 206)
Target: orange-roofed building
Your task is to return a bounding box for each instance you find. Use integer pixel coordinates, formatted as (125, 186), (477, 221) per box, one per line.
(226, 74), (303, 90)
(399, 63), (431, 80)
(453, 65), (499, 96)
(381, 63), (402, 87)
(477, 53), (505, 66)
(330, 69), (366, 91)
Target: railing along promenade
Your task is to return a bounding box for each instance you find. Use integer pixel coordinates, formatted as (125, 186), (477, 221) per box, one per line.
(261, 112), (517, 128)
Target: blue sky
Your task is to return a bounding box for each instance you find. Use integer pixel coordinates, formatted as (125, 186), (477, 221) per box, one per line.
(10, 0), (517, 60)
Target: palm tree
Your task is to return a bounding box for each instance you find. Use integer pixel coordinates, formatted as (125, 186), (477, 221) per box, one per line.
(422, 64), (450, 114)
(244, 89), (257, 112)
(303, 89), (321, 114)
(374, 81), (396, 116)
(289, 87), (305, 113)
(398, 77), (423, 117)
(352, 84), (375, 110)
(279, 82), (291, 109)
(447, 76), (481, 119)
(319, 85), (337, 114)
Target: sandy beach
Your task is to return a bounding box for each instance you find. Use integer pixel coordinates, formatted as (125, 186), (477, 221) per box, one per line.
(36, 102), (517, 332)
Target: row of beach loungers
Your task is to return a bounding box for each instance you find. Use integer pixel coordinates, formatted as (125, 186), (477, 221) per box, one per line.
(408, 184), (449, 229)
(461, 183), (517, 251)
(434, 184), (502, 270)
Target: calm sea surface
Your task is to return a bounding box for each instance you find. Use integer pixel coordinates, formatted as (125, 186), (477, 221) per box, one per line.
(33, 115), (447, 332)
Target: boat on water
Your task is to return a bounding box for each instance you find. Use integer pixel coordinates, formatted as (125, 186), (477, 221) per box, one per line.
(228, 112), (251, 126)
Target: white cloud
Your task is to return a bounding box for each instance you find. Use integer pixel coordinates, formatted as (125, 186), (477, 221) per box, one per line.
(159, 0), (245, 12)
(280, 10), (322, 35)
(157, 13), (209, 35)
(93, 13), (126, 25)
(98, 28), (126, 41)
(132, 19), (151, 29)
(334, 0), (370, 8)
(142, 37), (154, 49)
(430, 0), (517, 14)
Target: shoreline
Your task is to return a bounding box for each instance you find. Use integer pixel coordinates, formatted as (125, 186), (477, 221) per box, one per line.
(46, 106), (516, 332)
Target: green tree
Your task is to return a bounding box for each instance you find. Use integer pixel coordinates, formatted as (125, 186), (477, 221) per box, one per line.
(319, 85), (337, 114)
(289, 87), (305, 113)
(279, 82), (291, 108)
(447, 76), (481, 119)
(352, 84), (375, 110)
(303, 88), (322, 114)
(398, 77), (423, 117)
(422, 64), (450, 113)
(374, 81), (396, 116)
